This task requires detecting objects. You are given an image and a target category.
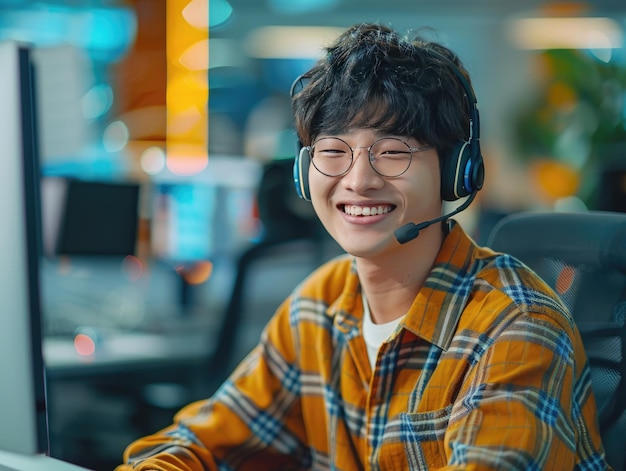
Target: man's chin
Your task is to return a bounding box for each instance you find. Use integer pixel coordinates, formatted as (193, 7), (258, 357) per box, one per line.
(339, 237), (396, 259)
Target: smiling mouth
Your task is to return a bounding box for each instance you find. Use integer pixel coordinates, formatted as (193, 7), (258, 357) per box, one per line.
(342, 204), (395, 216)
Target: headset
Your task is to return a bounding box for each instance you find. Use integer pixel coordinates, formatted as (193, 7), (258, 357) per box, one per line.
(290, 75), (312, 201)
(290, 48), (484, 204)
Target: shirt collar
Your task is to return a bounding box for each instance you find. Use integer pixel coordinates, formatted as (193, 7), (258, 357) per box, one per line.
(402, 219), (481, 350)
(330, 220), (484, 349)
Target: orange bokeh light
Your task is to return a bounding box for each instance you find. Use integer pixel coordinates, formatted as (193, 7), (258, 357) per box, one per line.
(530, 159), (581, 201)
(74, 333), (96, 356)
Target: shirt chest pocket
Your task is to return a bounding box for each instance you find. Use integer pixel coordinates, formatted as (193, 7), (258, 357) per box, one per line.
(399, 404), (453, 469)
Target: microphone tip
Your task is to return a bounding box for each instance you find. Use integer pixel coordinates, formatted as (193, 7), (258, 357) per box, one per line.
(395, 223), (418, 245)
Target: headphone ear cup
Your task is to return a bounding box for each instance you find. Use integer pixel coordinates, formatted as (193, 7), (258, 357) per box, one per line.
(440, 142), (484, 201)
(293, 146), (311, 201)
(440, 142), (467, 201)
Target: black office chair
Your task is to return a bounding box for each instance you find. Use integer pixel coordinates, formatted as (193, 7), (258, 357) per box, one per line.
(487, 210), (626, 471)
(209, 158), (343, 385)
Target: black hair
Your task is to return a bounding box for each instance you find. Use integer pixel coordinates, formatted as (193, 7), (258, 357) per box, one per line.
(292, 23), (473, 161)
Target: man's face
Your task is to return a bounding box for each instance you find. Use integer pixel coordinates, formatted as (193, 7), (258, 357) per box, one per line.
(308, 127), (442, 258)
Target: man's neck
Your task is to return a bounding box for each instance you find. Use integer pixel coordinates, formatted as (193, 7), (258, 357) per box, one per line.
(356, 224), (444, 324)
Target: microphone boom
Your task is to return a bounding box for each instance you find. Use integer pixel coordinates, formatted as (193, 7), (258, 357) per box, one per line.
(394, 192), (477, 244)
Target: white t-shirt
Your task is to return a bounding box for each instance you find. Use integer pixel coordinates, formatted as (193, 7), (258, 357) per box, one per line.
(361, 292), (404, 370)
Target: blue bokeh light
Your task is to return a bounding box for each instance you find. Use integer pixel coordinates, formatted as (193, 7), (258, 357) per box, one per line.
(0, 4), (136, 63)
(268, 0), (338, 15)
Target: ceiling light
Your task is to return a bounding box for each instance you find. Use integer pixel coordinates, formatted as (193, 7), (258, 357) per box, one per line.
(508, 16), (623, 50)
(244, 26), (343, 59)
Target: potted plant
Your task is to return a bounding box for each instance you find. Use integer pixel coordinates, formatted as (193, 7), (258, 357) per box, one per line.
(511, 48), (626, 211)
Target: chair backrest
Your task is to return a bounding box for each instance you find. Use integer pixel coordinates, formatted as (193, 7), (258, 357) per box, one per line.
(256, 157), (323, 243)
(209, 157), (344, 385)
(487, 210), (626, 471)
(209, 236), (344, 387)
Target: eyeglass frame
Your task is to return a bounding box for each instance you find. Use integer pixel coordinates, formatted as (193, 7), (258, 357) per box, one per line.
(305, 136), (434, 178)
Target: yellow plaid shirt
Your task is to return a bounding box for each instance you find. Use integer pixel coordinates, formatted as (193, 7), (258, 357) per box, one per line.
(118, 221), (609, 470)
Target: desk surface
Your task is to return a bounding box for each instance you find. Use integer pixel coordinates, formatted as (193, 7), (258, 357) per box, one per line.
(44, 326), (216, 380)
(0, 450), (92, 471)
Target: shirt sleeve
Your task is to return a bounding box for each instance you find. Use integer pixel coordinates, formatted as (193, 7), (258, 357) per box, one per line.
(115, 297), (310, 471)
(441, 311), (607, 470)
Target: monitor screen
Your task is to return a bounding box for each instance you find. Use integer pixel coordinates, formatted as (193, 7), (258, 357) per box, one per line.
(150, 158), (262, 263)
(151, 181), (217, 261)
(44, 178), (140, 257)
(0, 40), (48, 455)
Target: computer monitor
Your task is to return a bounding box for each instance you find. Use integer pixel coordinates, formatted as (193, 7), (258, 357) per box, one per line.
(0, 39), (48, 458)
(41, 177), (140, 258)
(150, 158), (262, 263)
(0, 39), (92, 471)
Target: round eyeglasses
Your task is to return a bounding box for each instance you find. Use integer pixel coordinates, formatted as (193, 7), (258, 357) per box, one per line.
(307, 137), (433, 178)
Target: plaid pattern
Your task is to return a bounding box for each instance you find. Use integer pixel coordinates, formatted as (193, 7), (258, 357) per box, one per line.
(118, 221), (609, 471)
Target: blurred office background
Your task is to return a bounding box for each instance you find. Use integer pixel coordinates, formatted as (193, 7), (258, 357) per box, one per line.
(1, 0), (626, 469)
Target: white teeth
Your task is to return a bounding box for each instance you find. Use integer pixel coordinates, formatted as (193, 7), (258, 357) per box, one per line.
(343, 205), (391, 216)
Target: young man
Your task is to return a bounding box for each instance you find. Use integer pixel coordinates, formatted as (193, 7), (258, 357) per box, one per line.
(117, 23), (609, 470)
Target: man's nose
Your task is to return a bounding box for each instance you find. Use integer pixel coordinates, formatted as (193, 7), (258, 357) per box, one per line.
(341, 148), (384, 192)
